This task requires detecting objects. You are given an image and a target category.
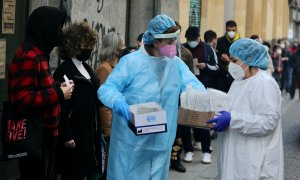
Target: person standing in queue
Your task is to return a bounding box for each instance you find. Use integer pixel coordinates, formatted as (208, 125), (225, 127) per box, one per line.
(8, 6), (73, 180)
(53, 22), (102, 180)
(95, 31), (126, 178)
(215, 20), (241, 92)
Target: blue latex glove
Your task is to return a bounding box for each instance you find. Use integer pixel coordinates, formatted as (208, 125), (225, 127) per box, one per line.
(113, 100), (132, 121)
(207, 111), (231, 132)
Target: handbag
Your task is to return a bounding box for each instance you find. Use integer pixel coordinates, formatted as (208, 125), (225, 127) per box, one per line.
(1, 100), (43, 160)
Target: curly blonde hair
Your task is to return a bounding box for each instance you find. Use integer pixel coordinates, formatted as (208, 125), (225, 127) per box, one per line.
(59, 22), (98, 59)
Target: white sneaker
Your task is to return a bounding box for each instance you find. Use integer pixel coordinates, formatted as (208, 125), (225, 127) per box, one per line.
(192, 142), (202, 151)
(201, 153), (212, 164)
(183, 152), (193, 162)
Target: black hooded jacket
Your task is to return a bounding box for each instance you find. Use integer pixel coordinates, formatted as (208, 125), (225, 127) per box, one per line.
(8, 7), (66, 134)
(26, 6), (66, 58)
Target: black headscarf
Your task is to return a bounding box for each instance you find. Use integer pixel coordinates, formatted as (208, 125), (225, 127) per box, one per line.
(26, 6), (66, 57)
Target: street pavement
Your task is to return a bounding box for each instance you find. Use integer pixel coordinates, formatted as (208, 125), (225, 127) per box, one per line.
(168, 137), (218, 180)
(281, 93), (300, 180)
(169, 93), (300, 180)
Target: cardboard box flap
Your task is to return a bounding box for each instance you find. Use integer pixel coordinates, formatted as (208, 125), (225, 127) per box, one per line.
(178, 107), (214, 128)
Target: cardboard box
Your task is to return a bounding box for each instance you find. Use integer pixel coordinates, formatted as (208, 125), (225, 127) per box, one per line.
(128, 102), (167, 135)
(178, 107), (214, 128)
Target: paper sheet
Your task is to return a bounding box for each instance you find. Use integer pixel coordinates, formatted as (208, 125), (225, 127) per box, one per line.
(180, 87), (228, 112)
(193, 58), (200, 75)
(0, 39), (6, 79)
(2, 0), (16, 34)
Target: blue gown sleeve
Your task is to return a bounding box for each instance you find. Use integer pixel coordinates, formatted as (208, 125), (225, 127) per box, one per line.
(177, 58), (206, 92)
(97, 58), (131, 109)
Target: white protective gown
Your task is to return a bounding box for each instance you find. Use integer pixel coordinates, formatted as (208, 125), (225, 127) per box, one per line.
(217, 70), (283, 180)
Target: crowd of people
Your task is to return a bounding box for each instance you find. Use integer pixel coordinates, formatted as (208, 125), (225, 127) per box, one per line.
(6, 5), (293, 180)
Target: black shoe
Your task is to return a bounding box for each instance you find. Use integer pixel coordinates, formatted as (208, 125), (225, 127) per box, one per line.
(170, 161), (186, 173)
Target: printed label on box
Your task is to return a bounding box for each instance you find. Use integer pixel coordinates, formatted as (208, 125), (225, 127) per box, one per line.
(137, 125), (166, 135)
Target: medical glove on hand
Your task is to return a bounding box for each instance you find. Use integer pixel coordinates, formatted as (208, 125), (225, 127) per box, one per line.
(207, 111), (231, 132)
(113, 100), (132, 121)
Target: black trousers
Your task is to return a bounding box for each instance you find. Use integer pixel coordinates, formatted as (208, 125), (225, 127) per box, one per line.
(18, 130), (56, 180)
(290, 68), (300, 98)
(171, 125), (183, 162)
(181, 126), (211, 153)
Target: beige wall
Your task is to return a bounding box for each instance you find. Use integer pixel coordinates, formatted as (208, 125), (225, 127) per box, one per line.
(179, 0), (190, 42)
(261, 0), (274, 41)
(201, 0), (225, 39)
(283, 0), (289, 39)
(234, 0), (247, 38)
(161, 0), (181, 21)
(245, 0), (262, 38)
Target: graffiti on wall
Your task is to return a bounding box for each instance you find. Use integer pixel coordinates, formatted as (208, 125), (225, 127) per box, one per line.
(90, 21), (115, 69)
(60, 0), (116, 70)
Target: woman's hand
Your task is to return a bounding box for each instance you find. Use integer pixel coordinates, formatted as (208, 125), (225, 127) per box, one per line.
(60, 80), (74, 100)
(64, 139), (76, 148)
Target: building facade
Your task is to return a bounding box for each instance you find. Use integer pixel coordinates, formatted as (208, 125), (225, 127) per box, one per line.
(289, 0), (300, 41)
(199, 0), (289, 43)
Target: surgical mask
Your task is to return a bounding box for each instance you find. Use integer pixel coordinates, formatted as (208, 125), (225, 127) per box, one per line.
(227, 31), (236, 39)
(228, 62), (245, 81)
(188, 41), (199, 48)
(279, 43), (285, 49)
(159, 44), (177, 58)
(76, 49), (92, 61)
(276, 49), (282, 55)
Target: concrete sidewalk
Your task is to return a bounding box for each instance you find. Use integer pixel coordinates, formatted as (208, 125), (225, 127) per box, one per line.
(169, 138), (218, 180)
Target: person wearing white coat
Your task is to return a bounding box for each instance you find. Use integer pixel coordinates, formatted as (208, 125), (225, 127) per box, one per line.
(207, 38), (283, 180)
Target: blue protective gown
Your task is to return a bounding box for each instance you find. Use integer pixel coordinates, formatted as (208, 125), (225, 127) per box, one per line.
(98, 47), (205, 180)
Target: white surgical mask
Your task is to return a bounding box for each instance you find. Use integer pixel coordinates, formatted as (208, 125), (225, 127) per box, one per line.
(228, 62), (245, 80)
(188, 41), (199, 48)
(227, 31), (236, 39)
(276, 49), (282, 55)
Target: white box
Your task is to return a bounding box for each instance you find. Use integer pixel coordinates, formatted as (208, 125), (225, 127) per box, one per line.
(128, 102), (167, 135)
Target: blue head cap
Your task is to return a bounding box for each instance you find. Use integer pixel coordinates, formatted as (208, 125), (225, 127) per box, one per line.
(143, 14), (176, 44)
(229, 38), (269, 70)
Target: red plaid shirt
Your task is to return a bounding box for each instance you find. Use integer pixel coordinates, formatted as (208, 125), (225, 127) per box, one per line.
(8, 42), (63, 135)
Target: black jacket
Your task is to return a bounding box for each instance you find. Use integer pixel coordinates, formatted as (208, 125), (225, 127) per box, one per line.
(215, 36), (236, 92)
(216, 36), (233, 69)
(290, 51), (300, 69)
(53, 60), (101, 176)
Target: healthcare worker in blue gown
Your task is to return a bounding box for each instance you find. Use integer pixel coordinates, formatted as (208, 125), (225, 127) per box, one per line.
(97, 14), (206, 180)
(207, 38), (284, 180)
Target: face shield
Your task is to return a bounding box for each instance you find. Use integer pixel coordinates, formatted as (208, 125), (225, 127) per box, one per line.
(153, 29), (182, 58)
